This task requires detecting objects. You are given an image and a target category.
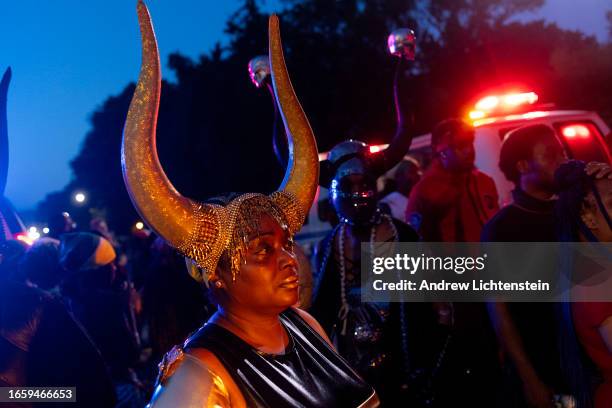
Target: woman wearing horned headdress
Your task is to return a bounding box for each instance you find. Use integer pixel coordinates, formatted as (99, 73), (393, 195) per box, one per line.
(123, 2), (379, 407)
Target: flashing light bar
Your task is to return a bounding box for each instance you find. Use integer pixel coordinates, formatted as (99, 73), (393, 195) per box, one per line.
(475, 95), (500, 111)
(468, 110), (486, 120)
(469, 92), (539, 121)
(472, 111), (548, 128)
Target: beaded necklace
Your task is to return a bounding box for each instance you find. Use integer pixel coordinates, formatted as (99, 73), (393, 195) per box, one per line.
(336, 211), (398, 335)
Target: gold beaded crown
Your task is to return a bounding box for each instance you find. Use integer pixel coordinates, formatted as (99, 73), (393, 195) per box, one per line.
(122, 2), (318, 282)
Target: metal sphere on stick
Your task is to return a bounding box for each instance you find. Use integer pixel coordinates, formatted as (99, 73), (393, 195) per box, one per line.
(387, 28), (416, 60)
(247, 55), (271, 88)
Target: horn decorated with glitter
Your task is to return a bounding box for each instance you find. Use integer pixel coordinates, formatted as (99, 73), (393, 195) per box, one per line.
(122, 1), (210, 259)
(122, 3), (318, 281)
(269, 15), (319, 220)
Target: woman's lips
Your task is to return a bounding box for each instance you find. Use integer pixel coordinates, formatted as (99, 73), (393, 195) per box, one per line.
(279, 276), (299, 289)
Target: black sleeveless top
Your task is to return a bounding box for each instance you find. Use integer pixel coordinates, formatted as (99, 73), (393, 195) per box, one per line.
(184, 308), (375, 408)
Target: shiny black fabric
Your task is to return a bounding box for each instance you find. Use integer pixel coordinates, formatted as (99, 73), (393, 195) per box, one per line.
(185, 308), (374, 408)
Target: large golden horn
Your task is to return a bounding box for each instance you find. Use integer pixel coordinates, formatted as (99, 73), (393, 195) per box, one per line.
(269, 15), (319, 218)
(121, 1), (201, 250)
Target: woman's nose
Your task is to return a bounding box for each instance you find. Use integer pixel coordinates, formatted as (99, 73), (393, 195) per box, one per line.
(279, 247), (298, 271)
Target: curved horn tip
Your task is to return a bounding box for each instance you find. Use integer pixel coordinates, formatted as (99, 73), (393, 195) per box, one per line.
(269, 14), (279, 28)
(136, 0), (149, 15)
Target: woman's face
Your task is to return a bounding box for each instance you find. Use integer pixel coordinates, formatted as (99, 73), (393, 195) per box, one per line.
(218, 214), (299, 313)
(583, 179), (612, 242)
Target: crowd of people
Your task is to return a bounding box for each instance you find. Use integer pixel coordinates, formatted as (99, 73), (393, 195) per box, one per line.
(1, 2), (611, 408)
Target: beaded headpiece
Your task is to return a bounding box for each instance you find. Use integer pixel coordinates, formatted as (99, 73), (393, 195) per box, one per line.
(122, 2), (318, 283)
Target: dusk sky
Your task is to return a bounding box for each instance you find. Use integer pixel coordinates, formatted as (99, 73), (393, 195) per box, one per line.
(0, 0), (609, 211)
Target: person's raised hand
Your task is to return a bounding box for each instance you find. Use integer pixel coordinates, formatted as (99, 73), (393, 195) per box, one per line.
(585, 161), (612, 179)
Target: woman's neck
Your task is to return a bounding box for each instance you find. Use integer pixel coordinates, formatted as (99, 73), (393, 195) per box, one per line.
(212, 306), (289, 354)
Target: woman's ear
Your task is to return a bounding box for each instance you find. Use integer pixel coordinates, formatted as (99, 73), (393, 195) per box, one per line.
(211, 268), (224, 287)
(213, 260), (233, 288)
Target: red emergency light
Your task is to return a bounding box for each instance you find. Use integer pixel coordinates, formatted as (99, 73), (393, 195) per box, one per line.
(14, 232), (33, 246)
(469, 92), (539, 121)
(561, 124), (590, 139)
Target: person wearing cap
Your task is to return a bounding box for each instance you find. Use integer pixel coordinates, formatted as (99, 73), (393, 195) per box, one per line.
(124, 3), (379, 406)
(405, 118), (499, 241)
(59, 232), (143, 407)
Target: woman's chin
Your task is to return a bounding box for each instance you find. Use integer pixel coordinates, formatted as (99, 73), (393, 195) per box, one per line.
(275, 288), (299, 307)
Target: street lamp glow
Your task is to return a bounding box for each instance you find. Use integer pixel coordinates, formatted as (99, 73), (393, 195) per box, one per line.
(135, 222), (144, 230)
(74, 192), (86, 203)
(29, 226), (38, 233)
(42, 227), (50, 234)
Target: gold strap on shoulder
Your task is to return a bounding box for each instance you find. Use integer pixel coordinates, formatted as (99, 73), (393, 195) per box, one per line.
(150, 346), (231, 407)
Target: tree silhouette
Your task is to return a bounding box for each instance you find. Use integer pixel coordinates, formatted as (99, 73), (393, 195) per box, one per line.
(37, 0), (612, 234)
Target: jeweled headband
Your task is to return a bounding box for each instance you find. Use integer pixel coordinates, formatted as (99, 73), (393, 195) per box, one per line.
(122, 1), (318, 282)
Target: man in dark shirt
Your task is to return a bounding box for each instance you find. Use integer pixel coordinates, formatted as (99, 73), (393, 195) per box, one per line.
(481, 124), (567, 408)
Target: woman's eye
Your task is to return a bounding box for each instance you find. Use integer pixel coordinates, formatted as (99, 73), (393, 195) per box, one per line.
(255, 244), (270, 255)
